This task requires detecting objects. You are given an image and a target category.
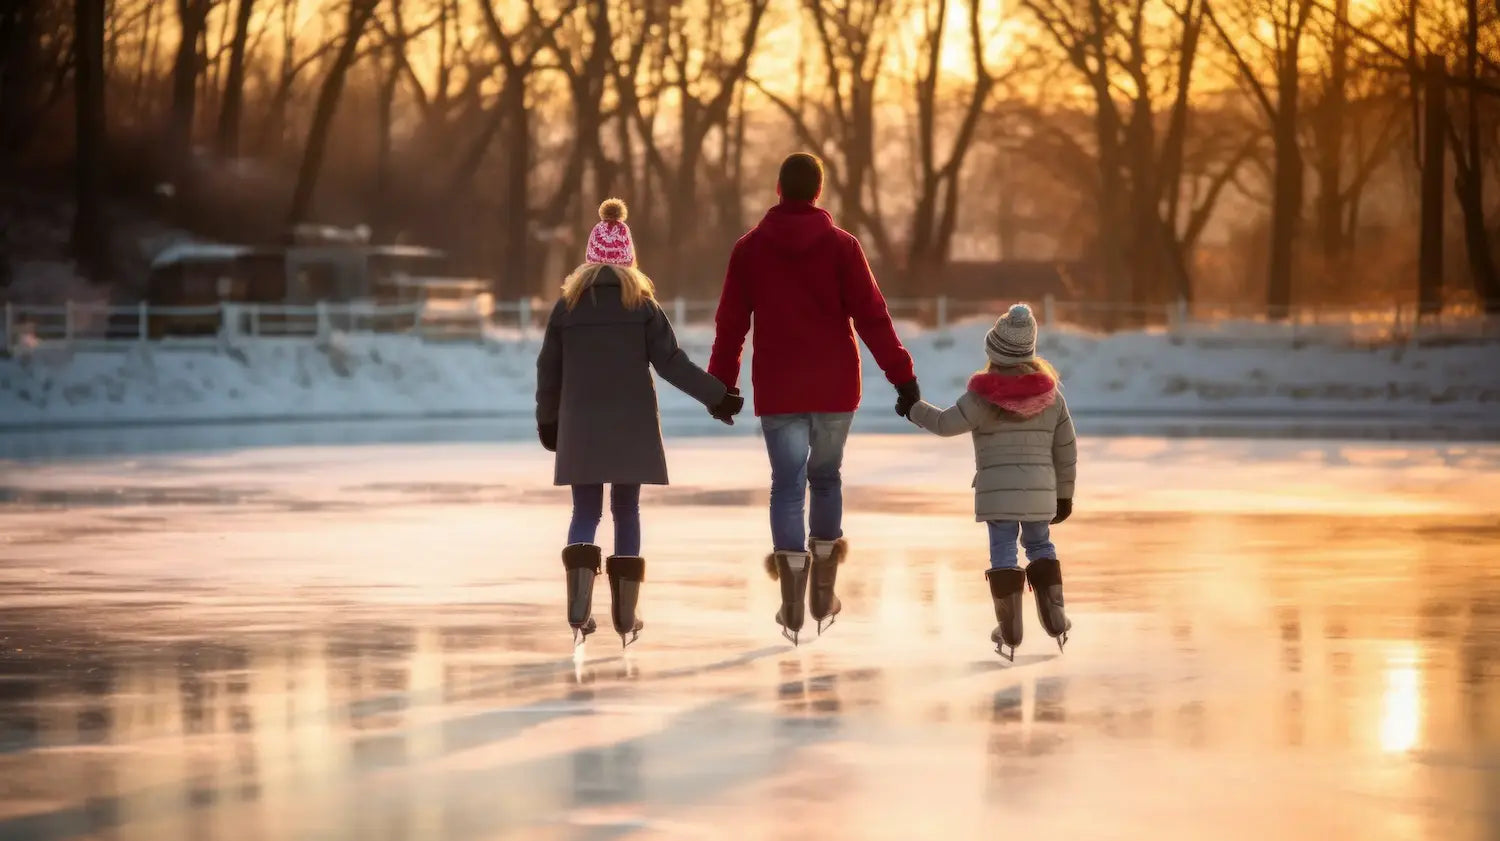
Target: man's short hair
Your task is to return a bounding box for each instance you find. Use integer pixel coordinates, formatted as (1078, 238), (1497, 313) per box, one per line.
(778, 153), (824, 203)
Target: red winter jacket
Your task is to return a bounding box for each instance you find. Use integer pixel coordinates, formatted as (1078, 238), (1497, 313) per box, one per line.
(708, 201), (915, 416)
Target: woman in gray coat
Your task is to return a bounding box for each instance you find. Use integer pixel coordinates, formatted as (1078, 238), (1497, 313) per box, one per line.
(536, 199), (743, 647)
(903, 303), (1077, 660)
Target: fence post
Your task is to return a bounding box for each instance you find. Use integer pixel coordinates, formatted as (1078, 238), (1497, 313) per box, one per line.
(1042, 294), (1055, 327)
(219, 302), (236, 341)
(63, 300), (74, 342)
(518, 297), (532, 336)
(248, 303), (260, 338)
(315, 300), (331, 340)
(674, 296), (687, 326)
(3, 302), (11, 352)
(936, 295), (948, 332)
(137, 301), (148, 342)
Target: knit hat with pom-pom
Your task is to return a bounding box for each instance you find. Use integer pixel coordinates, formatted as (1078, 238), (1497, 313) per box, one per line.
(585, 198), (635, 266)
(985, 303), (1038, 364)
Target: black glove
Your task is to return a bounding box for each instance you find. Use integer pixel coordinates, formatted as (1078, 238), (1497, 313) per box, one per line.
(709, 388), (744, 425)
(894, 379), (921, 418)
(538, 422), (558, 452)
(1052, 498), (1073, 524)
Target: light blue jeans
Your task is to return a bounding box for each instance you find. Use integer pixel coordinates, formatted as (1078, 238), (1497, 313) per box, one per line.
(987, 520), (1056, 569)
(761, 412), (855, 552)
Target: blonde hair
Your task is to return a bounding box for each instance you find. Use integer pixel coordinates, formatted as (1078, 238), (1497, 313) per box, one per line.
(562, 262), (656, 310)
(986, 355), (1060, 381)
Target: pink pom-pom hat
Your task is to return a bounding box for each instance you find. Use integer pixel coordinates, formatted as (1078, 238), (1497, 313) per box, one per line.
(585, 198), (635, 266)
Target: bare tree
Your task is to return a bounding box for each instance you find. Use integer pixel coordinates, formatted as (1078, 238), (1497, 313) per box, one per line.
(254, 0), (341, 156)
(611, 0), (769, 292)
(1314, 0), (1500, 310)
(286, 0), (381, 229)
(73, 0), (108, 278)
(169, 0), (213, 173)
(472, 0), (578, 297)
(1023, 0), (1252, 305)
(752, 0), (899, 267)
(534, 0), (613, 237)
(1205, 0), (1316, 317)
(1, 1), (75, 158)
(1449, 0), (1500, 310)
(214, 0), (254, 157)
(904, 0), (1003, 290)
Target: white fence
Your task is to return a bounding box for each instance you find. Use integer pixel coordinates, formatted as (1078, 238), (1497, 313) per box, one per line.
(2, 296), (1497, 353)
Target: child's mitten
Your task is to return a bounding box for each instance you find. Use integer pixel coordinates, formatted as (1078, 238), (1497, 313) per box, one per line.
(1052, 498), (1073, 524)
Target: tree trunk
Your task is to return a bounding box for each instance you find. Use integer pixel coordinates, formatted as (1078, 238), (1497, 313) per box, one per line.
(215, 0), (256, 158)
(130, 0), (155, 114)
(1092, 98), (1129, 311)
(666, 139), (701, 293)
(169, 0), (211, 174)
(499, 78), (530, 299)
(1315, 0), (1349, 261)
(371, 63), (399, 239)
(1455, 179), (1499, 312)
(1458, 0), (1500, 312)
(0, 4), (43, 157)
(1266, 60), (1302, 319)
(73, 0), (108, 280)
(286, 0), (378, 231)
(1419, 54), (1446, 315)
(539, 0), (611, 235)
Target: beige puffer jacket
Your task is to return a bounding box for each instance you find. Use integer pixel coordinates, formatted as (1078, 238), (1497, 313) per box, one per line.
(907, 369), (1077, 522)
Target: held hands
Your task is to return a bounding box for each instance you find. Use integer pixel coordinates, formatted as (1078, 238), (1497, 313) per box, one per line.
(538, 422), (558, 452)
(894, 379), (921, 418)
(1052, 498), (1073, 524)
(710, 388), (745, 425)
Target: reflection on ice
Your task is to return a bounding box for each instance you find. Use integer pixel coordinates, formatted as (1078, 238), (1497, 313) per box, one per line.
(1380, 647), (1421, 754)
(0, 435), (1497, 839)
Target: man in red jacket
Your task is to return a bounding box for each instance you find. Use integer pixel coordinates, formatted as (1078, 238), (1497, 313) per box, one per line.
(708, 153), (920, 643)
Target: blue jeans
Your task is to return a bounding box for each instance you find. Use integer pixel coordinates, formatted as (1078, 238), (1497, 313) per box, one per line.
(987, 520), (1056, 569)
(761, 412), (855, 552)
(568, 484), (642, 556)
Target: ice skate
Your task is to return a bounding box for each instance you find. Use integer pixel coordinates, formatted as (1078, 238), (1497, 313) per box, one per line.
(562, 544), (601, 645)
(985, 567), (1026, 661)
(765, 551), (811, 645)
(1025, 557), (1071, 650)
(808, 538), (847, 635)
(606, 555), (645, 648)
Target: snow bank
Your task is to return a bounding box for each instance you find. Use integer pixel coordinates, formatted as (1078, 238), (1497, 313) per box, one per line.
(1, 321), (1496, 428)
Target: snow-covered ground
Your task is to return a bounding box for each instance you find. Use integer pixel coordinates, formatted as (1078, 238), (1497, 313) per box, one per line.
(1, 319), (1497, 428)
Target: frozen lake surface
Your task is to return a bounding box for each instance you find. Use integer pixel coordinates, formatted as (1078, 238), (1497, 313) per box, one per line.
(1, 433), (1498, 840)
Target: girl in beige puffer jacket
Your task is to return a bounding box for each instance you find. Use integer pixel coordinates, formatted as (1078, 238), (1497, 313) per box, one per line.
(904, 303), (1076, 658)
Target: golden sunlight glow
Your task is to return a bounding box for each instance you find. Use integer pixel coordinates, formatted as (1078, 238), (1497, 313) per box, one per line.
(1378, 647), (1421, 754)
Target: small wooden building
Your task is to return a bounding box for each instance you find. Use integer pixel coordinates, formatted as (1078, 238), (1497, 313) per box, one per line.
(144, 239), (448, 336)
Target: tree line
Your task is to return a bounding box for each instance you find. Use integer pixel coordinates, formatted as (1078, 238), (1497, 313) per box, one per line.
(2, 0), (1498, 313)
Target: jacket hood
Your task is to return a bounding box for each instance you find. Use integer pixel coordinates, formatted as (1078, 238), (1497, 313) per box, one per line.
(967, 370), (1057, 418)
(752, 200), (837, 255)
(593, 265), (622, 286)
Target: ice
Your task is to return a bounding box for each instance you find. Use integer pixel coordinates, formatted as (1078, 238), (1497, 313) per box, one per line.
(2, 321), (1497, 427)
(0, 432), (1497, 840)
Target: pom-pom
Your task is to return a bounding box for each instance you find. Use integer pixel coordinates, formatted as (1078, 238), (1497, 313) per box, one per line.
(1007, 303), (1033, 322)
(599, 198), (628, 222)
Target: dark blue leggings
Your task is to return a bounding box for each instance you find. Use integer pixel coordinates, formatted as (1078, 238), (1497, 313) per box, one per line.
(568, 484), (642, 556)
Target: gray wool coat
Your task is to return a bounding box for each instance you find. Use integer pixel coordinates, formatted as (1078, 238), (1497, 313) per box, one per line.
(536, 268), (727, 485)
(907, 373), (1078, 522)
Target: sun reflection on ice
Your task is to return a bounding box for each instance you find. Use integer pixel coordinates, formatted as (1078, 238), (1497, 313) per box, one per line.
(1379, 646), (1422, 753)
